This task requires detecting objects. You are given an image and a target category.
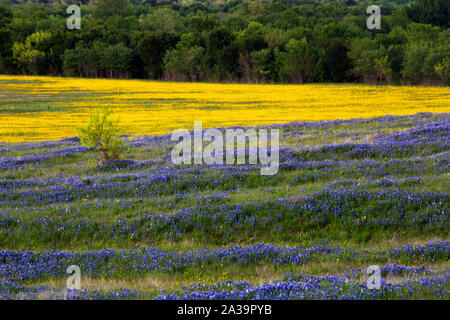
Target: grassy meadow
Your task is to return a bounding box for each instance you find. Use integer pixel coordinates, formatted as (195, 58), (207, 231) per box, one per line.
(0, 76), (449, 299)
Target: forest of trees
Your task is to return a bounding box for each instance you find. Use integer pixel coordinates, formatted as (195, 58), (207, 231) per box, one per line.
(0, 0), (448, 84)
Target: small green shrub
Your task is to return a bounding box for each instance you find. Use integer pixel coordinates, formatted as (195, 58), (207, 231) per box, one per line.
(77, 107), (128, 163)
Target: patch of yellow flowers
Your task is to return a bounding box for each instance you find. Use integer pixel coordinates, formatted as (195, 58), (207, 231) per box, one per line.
(0, 75), (449, 142)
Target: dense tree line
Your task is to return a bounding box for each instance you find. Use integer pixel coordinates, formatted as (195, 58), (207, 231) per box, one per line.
(0, 0), (448, 84)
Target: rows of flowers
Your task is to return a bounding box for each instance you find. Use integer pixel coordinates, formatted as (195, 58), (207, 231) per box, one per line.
(0, 189), (448, 245)
(0, 241), (448, 283)
(0, 156), (447, 207)
(1, 269), (449, 300)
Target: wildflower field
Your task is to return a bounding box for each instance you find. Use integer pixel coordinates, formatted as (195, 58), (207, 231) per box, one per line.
(0, 76), (449, 300)
(0, 75), (449, 142)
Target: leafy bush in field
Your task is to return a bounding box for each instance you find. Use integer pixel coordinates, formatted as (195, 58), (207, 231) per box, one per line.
(77, 107), (127, 163)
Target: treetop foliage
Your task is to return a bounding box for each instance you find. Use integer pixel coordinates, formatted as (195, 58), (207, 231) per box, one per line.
(0, 0), (448, 84)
